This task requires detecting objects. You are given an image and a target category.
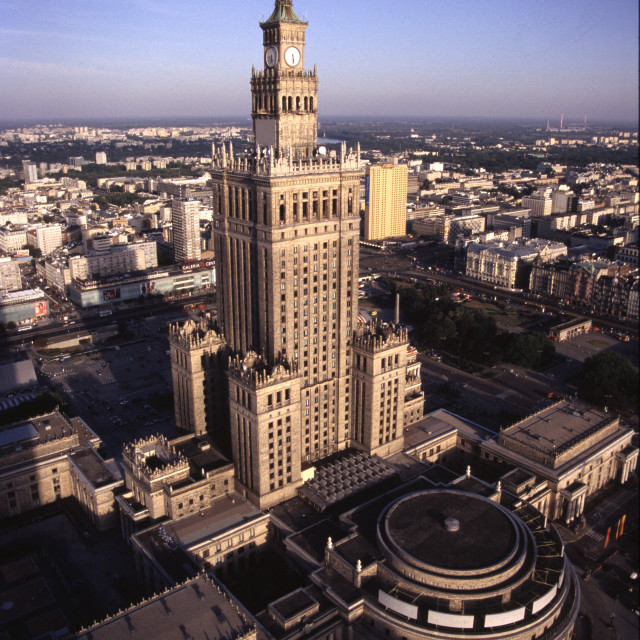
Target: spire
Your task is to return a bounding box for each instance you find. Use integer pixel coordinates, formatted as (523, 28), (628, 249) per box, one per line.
(261, 0), (306, 25)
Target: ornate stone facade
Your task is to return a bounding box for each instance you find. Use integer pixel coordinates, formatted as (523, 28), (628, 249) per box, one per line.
(192, 0), (425, 508)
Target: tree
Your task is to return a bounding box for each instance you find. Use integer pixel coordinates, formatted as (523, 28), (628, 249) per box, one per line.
(28, 247), (42, 259)
(579, 352), (639, 413)
(502, 332), (554, 368)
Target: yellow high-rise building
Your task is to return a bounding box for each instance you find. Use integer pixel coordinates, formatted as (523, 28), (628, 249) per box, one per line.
(364, 163), (408, 241)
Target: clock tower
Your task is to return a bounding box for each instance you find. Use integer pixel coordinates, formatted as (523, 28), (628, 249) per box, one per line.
(207, 1), (422, 510)
(251, 0), (318, 159)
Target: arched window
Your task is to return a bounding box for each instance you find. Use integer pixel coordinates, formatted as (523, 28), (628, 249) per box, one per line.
(296, 96), (301, 110)
(304, 96), (309, 111)
(288, 96), (293, 111)
(282, 96), (287, 112)
(310, 97), (314, 112)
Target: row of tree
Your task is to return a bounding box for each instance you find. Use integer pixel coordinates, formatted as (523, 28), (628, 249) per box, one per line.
(381, 278), (556, 369)
(381, 278), (638, 414)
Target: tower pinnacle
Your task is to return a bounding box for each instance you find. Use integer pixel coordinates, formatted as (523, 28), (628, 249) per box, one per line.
(262, 0), (305, 25)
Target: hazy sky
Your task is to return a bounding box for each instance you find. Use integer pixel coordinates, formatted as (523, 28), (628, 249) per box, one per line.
(1, 0), (638, 124)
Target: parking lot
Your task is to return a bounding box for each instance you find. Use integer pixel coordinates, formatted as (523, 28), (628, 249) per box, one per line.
(36, 315), (178, 461)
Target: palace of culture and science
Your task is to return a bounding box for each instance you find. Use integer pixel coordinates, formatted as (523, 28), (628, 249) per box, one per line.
(170, 0), (424, 509)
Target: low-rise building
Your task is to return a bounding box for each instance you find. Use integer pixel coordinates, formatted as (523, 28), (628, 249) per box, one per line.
(0, 288), (48, 326)
(529, 257), (631, 309)
(116, 433), (235, 539)
(0, 412), (122, 530)
(465, 239), (564, 289)
(73, 574), (258, 640)
(615, 244), (639, 268)
(0, 225), (28, 254)
(405, 400), (637, 525)
(0, 256), (22, 292)
(68, 261), (214, 308)
(37, 254), (72, 293)
(549, 318), (592, 342)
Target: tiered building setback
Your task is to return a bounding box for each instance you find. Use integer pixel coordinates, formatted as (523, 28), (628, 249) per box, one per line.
(171, 0), (424, 509)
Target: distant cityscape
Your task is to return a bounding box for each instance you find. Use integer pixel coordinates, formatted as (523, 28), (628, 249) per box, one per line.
(0, 1), (638, 640)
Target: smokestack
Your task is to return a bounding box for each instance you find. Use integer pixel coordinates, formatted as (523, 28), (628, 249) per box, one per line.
(560, 113), (564, 129)
(394, 293), (400, 325)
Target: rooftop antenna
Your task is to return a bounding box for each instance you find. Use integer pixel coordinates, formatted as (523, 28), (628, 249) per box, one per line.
(394, 293), (400, 325)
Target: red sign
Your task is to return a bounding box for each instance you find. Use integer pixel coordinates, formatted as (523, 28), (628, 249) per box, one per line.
(34, 300), (48, 317)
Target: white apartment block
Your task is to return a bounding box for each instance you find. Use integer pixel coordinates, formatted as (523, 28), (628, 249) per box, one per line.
(27, 224), (63, 256)
(522, 187), (553, 217)
(0, 227), (28, 254)
(0, 257), (21, 292)
(0, 211), (29, 225)
(172, 198), (201, 263)
(69, 241), (159, 280)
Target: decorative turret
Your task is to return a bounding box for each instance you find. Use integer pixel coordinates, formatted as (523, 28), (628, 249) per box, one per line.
(228, 350), (299, 389)
(352, 320), (409, 353)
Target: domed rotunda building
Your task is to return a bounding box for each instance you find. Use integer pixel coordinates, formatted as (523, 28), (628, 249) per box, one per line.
(311, 487), (580, 640)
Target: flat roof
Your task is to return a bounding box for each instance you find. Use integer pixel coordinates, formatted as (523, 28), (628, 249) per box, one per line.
(0, 288), (44, 305)
(501, 401), (614, 455)
(75, 575), (256, 640)
(270, 588), (318, 621)
(404, 409), (497, 450)
(172, 437), (231, 478)
(0, 359), (37, 395)
(165, 494), (264, 548)
(0, 423), (38, 449)
(385, 491), (516, 571)
(0, 413), (76, 452)
(69, 449), (121, 488)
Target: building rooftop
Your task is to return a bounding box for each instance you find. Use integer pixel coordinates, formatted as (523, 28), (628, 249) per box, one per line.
(0, 359), (38, 396)
(68, 448), (121, 489)
(134, 495), (265, 581)
(164, 494), (264, 548)
(0, 413), (76, 453)
(0, 288), (45, 306)
(404, 409), (497, 451)
(74, 575), (256, 640)
(299, 449), (396, 511)
(501, 401), (614, 457)
(383, 491), (516, 571)
(172, 436), (231, 479)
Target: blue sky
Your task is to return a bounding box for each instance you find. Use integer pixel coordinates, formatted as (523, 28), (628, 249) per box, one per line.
(0, 0), (638, 124)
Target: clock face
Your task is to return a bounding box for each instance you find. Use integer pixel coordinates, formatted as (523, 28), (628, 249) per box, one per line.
(265, 47), (278, 68)
(284, 46), (301, 67)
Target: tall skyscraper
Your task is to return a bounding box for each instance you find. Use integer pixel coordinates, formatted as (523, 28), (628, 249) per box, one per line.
(172, 198), (201, 263)
(364, 163), (408, 241)
(22, 160), (38, 184)
(173, 1), (423, 509)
